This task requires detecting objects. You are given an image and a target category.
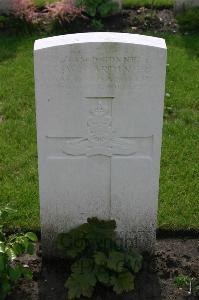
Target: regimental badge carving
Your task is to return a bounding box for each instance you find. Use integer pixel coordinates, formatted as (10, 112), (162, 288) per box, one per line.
(62, 100), (138, 157)
(87, 101), (112, 156)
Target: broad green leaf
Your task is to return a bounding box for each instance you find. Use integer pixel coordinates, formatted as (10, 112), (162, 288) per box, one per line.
(98, 1), (118, 17)
(66, 270), (96, 299)
(76, 0), (83, 7)
(0, 254), (5, 272)
(95, 266), (110, 284)
(94, 251), (107, 266)
(57, 229), (86, 258)
(86, 218), (116, 249)
(125, 252), (143, 273)
(67, 286), (81, 300)
(21, 237), (30, 251)
(27, 243), (35, 255)
(87, 218), (116, 237)
(0, 277), (11, 294)
(7, 234), (18, 243)
(6, 248), (16, 260)
(56, 233), (72, 250)
(9, 265), (22, 282)
(0, 231), (5, 241)
(22, 266), (33, 280)
(12, 243), (24, 256)
(66, 244), (85, 259)
(110, 270), (134, 294)
(85, 5), (97, 17)
(71, 258), (94, 273)
(0, 241), (5, 253)
(107, 251), (124, 272)
(25, 232), (38, 242)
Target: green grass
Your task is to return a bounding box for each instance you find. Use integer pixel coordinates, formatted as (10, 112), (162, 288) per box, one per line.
(34, 0), (174, 9)
(158, 34), (199, 230)
(34, 0), (175, 7)
(34, 0), (55, 7)
(0, 33), (198, 232)
(122, 0), (174, 8)
(177, 7), (199, 32)
(0, 35), (39, 231)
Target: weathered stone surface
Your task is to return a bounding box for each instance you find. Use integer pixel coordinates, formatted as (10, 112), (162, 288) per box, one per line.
(34, 32), (167, 256)
(0, 0), (12, 13)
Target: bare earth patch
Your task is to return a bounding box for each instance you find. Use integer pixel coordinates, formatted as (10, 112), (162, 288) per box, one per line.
(100, 8), (178, 33)
(8, 238), (199, 300)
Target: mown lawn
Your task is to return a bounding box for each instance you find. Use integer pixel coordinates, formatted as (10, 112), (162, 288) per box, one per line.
(34, 0), (174, 8)
(122, 0), (174, 8)
(0, 32), (198, 232)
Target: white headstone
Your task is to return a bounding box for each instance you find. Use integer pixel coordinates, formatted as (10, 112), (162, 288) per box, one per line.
(175, 0), (199, 12)
(0, 0), (12, 13)
(34, 32), (167, 256)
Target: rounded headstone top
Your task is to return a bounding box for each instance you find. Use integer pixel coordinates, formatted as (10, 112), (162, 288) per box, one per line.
(34, 32), (166, 51)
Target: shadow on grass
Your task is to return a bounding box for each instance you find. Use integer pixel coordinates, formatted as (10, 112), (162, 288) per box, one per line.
(165, 33), (199, 58)
(179, 34), (199, 58)
(0, 34), (20, 63)
(0, 32), (41, 63)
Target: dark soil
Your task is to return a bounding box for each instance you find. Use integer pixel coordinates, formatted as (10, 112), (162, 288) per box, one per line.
(7, 238), (199, 300)
(61, 8), (178, 35)
(0, 7), (178, 35)
(101, 8), (178, 34)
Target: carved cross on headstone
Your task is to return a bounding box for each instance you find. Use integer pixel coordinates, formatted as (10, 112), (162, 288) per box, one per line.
(47, 98), (152, 159)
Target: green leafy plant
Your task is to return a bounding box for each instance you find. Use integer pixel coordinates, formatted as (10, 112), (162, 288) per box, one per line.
(9, 0), (84, 34)
(76, 0), (119, 18)
(76, 0), (119, 28)
(177, 7), (199, 32)
(174, 275), (191, 288)
(0, 206), (37, 300)
(57, 217), (143, 299)
(174, 275), (199, 297)
(34, 0), (55, 9)
(0, 16), (9, 29)
(90, 18), (104, 30)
